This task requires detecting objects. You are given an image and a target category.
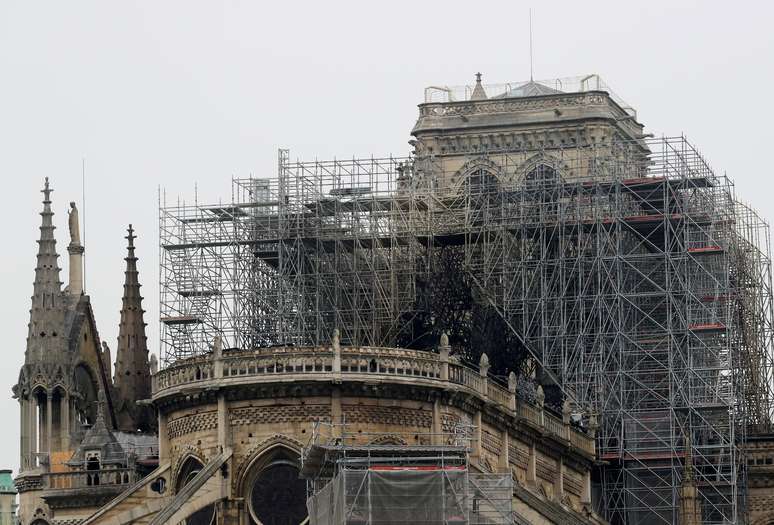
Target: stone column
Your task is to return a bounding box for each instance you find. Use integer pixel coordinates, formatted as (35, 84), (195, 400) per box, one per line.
(473, 411), (483, 459)
(439, 333), (450, 381)
(508, 372), (517, 413)
(556, 457), (565, 498)
(212, 335), (229, 451)
(29, 395), (38, 459)
(527, 441), (537, 485)
(582, 471), (592, 505)
(158, 411), (169, 463)
(217, 394), (229, 450)
(68, 244), (85, 296)
(19, 398), (28, 471)
(61, 392), (70, 451)
(432, 399), (443, 446)
(499, 428), (510, 473)
(46, 392), (53, 458)
(331, 388), (342, 438)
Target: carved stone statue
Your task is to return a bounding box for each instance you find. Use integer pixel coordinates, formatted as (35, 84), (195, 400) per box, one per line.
(149, 354), (158, 375)
(68, 202), (81, 245)
(535, 384), (545, 408)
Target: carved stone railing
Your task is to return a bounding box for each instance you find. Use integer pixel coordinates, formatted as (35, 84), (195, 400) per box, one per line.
(42, 468), (137, 490)
(153, 346), (595, 456)
(20, 452), (49, 472)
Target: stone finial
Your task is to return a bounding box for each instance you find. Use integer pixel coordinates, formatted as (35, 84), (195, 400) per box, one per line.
(562, 398), (572, 424)
(332, 328), (342, 374)
(535, 384), (545, 408)
(96, 385), (106, 408)
(149, 354), (158, 375)
(508, 371), (517, 393)
(127, 224), (136, 247)
(332, 328), (340, 351)
(471, 72), (488, 101)
(439, 331), (449, 349)
(42, 177), (51, 201)
(213, 335), (223, 359)
(479, 353), (490, 377)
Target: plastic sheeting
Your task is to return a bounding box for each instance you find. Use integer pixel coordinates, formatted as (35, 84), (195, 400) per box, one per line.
(307, 468), (512, 525)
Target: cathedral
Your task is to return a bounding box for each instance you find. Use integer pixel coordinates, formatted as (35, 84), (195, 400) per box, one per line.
(11, 74), (774, 525)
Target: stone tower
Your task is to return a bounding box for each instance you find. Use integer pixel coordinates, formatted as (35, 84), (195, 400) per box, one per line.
(14, 179), (116, 522)
(409, 73), (648, 192)
(113, 224), (154, 432)
(16, 178), (69, 469)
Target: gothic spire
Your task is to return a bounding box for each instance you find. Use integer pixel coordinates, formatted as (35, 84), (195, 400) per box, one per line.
(470, 72), (488, 101)
(33, 177), (63, 303)
(25, 178), (67, 364)
(113, 224), (153, 432)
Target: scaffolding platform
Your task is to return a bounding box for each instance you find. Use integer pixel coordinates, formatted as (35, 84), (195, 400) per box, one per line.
(302, 424), (513, 525)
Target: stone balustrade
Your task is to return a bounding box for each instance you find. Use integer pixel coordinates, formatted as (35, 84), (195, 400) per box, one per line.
(42, 468), (136, 490)
(152, 346), (595, 456)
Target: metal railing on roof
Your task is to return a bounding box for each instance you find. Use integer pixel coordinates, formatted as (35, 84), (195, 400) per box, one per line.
(423, 74), (636, 117)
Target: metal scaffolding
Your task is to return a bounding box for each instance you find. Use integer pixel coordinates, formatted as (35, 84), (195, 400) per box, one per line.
(302, 423), (514, 525)
(159, 136), (774, 524)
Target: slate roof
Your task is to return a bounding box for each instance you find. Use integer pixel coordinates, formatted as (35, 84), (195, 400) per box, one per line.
(494, 81), (563, 99)
(68, 402), (126, 467)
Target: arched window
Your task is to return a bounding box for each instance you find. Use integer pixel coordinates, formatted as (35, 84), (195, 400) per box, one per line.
(176, 457), (216, 525)
(525, 163), (561, 202)
(246, 447), (307, 525)
(465, 168), (499, 195)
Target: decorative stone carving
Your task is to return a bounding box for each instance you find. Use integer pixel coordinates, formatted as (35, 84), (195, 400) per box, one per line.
(213, 336), (222, 359)
(479, 353), (490, 378)
(535, 384), (545, 408)
(508, 371), (517, 393)
(332, 328), (340, 352)
(562, 398), (572, 424)
(68, 202), (81, 246)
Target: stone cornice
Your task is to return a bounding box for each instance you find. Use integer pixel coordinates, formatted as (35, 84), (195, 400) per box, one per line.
(412, 91), (644, 144)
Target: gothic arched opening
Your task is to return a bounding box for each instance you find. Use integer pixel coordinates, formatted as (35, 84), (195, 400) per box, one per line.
(176, 456), (216, 525)
(73, 364), (98, 425)
(246, 447), (307, 525)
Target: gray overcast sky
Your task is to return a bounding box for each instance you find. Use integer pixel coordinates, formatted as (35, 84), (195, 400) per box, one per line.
(1, 0), (772, 473)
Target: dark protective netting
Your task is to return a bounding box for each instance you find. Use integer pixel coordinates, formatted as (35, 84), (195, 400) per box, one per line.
(307, 468), (512, 525)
